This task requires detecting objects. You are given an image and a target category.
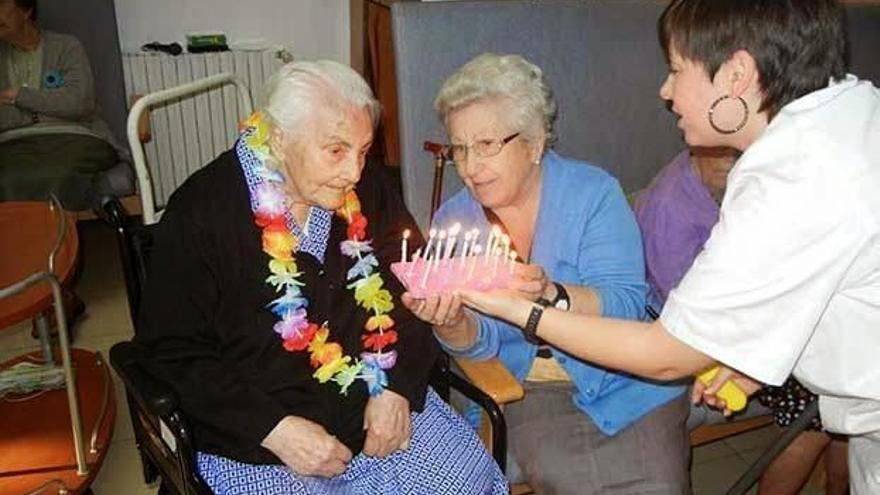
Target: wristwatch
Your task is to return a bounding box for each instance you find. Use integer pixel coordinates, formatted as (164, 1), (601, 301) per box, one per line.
(523, 303), (544, 344)
(550, 282), (570, 311)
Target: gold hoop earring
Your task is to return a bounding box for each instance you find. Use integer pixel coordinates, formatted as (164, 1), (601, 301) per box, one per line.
(708, 95), (749, 135)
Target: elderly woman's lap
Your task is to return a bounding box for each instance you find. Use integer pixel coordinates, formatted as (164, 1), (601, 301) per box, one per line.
(197, 389), (507, 495)
(506, 382), (690, 495)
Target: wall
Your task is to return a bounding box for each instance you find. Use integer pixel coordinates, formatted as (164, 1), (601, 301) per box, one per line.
(113, 0), (350, 63)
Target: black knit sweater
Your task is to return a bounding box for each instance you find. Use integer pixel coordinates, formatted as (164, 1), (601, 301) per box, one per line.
(134, 149), (437, 464)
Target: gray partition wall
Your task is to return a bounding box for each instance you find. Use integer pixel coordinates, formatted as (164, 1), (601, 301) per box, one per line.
(391, 0), (880, 232)
(847, 4), (880, 85)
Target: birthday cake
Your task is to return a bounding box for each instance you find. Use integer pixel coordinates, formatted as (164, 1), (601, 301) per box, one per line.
(390, 223), (519, 298)
(391, 256), (518, 298)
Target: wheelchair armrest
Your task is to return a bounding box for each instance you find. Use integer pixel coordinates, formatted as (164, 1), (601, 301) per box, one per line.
(109, 341), (179, 417)
(453, 356), (524, 405)
(101, 197), (128, 230)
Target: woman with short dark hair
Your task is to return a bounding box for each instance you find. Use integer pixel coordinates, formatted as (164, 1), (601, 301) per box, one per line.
(635, 145), (851, 495)
(459, 1), (880, 492)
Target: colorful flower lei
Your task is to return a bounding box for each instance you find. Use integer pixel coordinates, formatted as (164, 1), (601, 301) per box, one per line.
(241, 111), (398, 396)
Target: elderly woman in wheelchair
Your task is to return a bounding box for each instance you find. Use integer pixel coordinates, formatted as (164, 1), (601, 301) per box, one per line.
(400, 53), (691, 494)
(133, 60), (507, 495)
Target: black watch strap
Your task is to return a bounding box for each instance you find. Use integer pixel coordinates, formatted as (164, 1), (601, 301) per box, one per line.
(551, 282), (570, 310)
(523, 304), (544, 344)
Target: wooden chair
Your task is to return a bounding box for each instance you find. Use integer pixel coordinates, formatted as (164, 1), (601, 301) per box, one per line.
(456, 352), (780, 495)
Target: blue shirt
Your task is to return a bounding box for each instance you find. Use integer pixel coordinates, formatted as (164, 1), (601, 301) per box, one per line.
(433, 151), (685, 435)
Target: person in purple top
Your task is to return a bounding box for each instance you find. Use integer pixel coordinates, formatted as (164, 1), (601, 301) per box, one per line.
(634, 147), (734, 307)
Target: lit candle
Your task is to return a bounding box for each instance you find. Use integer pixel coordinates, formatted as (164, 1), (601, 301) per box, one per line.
(467, 244), (483, 281)
(444, 223), (461, 260)
(508, 250), (517, 274)
(432, 230), (447, 273)
(491, 246), (502, 278)
(485, 225), (500, 264)
(420, 243), (434, 289)
(470, 229), (480, 261)
(425, 228), (437, 261)
(401, 229), (411, 264)
(407, 247), (422, 278)
(459, 231), (473, 269)
(491, 226), (503, 252)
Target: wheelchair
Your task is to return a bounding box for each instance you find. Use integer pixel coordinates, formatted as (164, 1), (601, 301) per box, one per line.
(101, 198), (509, 495)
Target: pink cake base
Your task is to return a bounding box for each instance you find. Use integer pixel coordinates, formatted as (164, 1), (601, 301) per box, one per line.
(390, 257), (518, 298)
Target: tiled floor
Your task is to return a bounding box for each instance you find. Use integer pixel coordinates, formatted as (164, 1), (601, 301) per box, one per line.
(690, 426), (824, 495)
(0, 221), (826, 494)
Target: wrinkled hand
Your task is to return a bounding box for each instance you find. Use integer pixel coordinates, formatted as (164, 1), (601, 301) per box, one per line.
(692, 365), (763, 417)
(363, 389), (411, 457)
(457, 288), (532, 327)
(0, 88), (18, 105)
(511, 263), (551, 302)
(261, 415), (352, 477)
(401, 291), (465, 328)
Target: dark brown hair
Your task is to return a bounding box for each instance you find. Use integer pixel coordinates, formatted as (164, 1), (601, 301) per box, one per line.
(659, 0), (847, 118)
(14, 0), (37, 21)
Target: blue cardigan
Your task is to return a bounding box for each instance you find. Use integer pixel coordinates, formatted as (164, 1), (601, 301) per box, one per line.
(433, 151), (685, 435)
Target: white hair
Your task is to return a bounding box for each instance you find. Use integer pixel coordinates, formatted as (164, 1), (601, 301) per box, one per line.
(434, 53), (557, 144)
(260, 60), (380, 138)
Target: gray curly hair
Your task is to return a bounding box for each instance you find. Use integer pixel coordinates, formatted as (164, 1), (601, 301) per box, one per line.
(434, 53), (557, 145)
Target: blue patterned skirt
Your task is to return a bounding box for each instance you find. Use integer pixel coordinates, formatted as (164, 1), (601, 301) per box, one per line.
(197, 389), (508, 495)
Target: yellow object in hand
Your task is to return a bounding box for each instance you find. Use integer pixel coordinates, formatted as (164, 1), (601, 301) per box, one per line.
(697, 366), (747, 412)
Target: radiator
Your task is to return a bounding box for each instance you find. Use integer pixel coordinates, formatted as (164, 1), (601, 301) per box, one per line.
(122, 50), (285, 207)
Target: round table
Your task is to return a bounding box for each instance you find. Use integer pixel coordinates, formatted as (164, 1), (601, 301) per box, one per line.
(0, 201), (116, 495)
(0, 350), (116, 495)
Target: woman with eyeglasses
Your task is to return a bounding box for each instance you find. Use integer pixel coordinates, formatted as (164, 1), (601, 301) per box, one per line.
(400, 53), (691, 495)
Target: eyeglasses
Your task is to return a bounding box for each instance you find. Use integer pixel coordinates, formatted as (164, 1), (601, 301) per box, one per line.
(445, 133), (520, 164)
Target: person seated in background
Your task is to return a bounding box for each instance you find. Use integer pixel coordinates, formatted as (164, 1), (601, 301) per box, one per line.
(134, 60), (507, 495)
(635, 147), (849, 495)
(458, 1), (880, 491)
(401, 52), (690, 495)
(0, 0), (123, 210)
(634, 147), (738, 308)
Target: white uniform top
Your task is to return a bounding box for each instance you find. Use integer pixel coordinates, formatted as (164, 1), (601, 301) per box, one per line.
(661, 75), (880, 436)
